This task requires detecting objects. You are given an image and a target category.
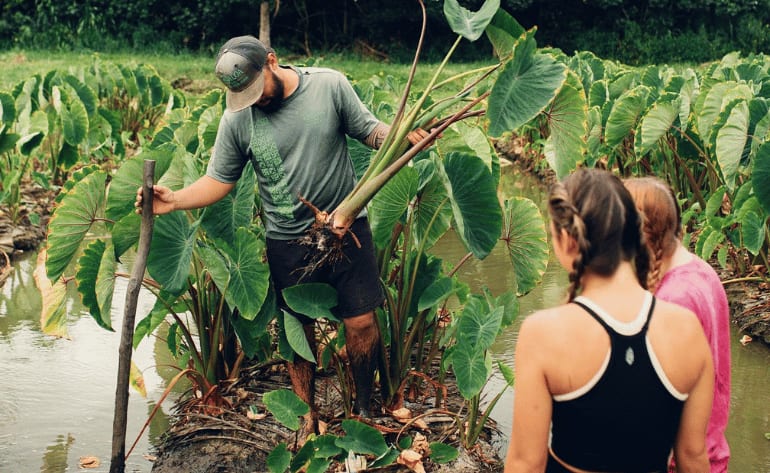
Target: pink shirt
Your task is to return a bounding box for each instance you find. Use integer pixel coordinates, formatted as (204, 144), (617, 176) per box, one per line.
(656, 256), (731, 473)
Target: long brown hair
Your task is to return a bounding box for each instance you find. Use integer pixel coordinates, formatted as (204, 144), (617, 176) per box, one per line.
(623, 176), (682, 291)
(549, 168), (650, 301)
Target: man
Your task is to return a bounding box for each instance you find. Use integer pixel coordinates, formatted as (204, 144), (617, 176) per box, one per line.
(136, 35), (427, 437)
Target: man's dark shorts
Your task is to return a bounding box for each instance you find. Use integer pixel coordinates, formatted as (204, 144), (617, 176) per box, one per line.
(266, 217), (384, 322)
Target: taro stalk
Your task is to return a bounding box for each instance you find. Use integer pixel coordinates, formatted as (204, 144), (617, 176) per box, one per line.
(324, 0), (503, 237)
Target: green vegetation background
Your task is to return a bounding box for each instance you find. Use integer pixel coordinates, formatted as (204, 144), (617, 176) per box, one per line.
(2, 0), (770, 66)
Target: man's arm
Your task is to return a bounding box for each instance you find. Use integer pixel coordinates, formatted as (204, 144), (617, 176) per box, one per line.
(135, 175), (235, 215)
(363, 122), (431, 149)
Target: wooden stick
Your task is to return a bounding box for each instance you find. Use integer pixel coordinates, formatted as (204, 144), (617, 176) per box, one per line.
(110, 160), (156, 473)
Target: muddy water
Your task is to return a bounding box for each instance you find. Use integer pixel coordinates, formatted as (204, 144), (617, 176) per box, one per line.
(0, 253), (176, 473)
(0, 164), (767, 472)
(434, 165), (770, 473)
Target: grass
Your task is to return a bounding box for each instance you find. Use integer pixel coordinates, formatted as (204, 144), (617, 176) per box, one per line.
(0, 48), (496, 94)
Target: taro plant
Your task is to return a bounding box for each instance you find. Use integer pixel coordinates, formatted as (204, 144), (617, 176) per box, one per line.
(41, 91), (274, 407)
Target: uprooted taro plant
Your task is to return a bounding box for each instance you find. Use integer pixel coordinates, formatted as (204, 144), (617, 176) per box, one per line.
(38, 0), (568, 468)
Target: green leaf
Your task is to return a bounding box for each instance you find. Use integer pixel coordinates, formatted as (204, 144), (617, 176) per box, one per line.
(502, 197), (549, 295)
(604, 86), (649, 149)
(0, 92), (16, 125)
(706, 187), (727, 216)
(147, 212), (197, 295)
(440, 152), (502, 259)
(485, 8), (525, 59)
(635, 98), (679, 156)
(413, 163), (453, 251)
(487, 33), (566, 137)
(544, 71), (586, 180)
(45, 170), (107, 281)
(498, 360), (515, 386)
(369, 166), (418, 248)
(105, 147), (175, 222)
(283, 283), (338, 321)
(263, 389), (310, 431)
(75, 239), (115, 330)
(283, 310), (316, 363)
(266, 442), (291, 473)
(700, 229), (724, 261)
(456, 299), (504, 352)
(443, 0), (500, 42)
(715, 100), (749, 190)
(61, 97), (88, 146)
(417, 276), (454, 312)
(201, 166), (256, 242)
(752, 142), (770, 214)
(38, 253), (69, 338)
(220, 228), (270, 320)
(312, 435), (344, 458)
(451, 343), (490, 399)
(64, 75), (98, 117)
(429, 442), (459, 464)
(336, 419), (389, 457)
(741, 211), (766, 255)
(111, 212), (141, 258)
(306, 458), (332, 473)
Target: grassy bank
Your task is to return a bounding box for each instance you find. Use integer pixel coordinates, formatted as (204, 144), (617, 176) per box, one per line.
(1, 48), (495, 94)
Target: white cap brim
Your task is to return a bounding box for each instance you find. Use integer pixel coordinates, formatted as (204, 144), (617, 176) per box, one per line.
(225, 72), (265, 112)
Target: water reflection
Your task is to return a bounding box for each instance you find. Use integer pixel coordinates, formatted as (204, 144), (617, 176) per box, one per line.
(0, 252), (173, 473)
(433, 164), (770, 472)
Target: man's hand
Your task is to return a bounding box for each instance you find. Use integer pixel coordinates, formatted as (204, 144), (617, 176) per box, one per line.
(135, 185), (176, 215)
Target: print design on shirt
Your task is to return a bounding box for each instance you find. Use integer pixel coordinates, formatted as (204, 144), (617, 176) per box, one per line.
(250, 114), (295, 222)
(625, 346), (635, 365)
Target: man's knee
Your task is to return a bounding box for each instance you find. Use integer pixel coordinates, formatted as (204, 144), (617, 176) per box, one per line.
(342, 311), (377, 335)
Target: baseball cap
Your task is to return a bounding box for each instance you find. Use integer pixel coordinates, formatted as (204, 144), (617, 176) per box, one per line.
(215, 36), (271, 112)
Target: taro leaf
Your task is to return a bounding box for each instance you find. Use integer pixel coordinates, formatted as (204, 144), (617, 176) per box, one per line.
(706, 187), (727, 217)
(54, 164), (101, 204)
(18, 131), (44, 156)
(35, 249), (68, 338)
(485, 7), (525, 60)
(263, 389), (310, 431)
(219, 228), (270, 320)
(604, 86), (649, 149)
(105, 146), (175, 222)
(635, 98), (679, 157)
(76, 239), (115, 331)
(752, 142), (770, 214)
(232, 289), (277, 358)
(46, 170), (107, 281)
(0, 92), (16, 125)
(417, 276), (454, 312)
(451, 343), (490, 399)
(444, 0), (500, 42)
(284, 310), (315, 363)
(741, 210), (766, 255)
(336, 419), (389, 457)
(456, 298), (504, 352)
(197, 244), (230, 292)
(348, 137), (375, 180)
(198, 105), (222, 151)
(111, 212), (141, 258)
(133, 290), (181, 348)
(202, 167), (257, 243)
(487, 32), (567, 137)
(369, 448), (400, 469)
(369, 166), (418, 248)
(266, 442), (291, 473)
(0, 131), (20, 156)
(147, 212), (197, 296)
(290, 440), (315, 472)
(498, 360), (515, 386)
(695, 81), (751, 144)
(58, 142), (79, 169)
(714, 99), (749, 190)
(64, 75), (98, 117)
(61, 97), (88, 146)
(306, 458), (331, 473)
(502, 197), (548, 296)
(544, 71), (586, 180)
(429, 442), (459, 464)
(440, 152), (502, 259)
(413, 170), (452, 252)
(699, 229), (724, 261)
(313, 435), (344, 458)
(283, 283), (338, 321)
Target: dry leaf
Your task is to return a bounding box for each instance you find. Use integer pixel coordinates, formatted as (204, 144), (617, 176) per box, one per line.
(412, 433), (431, 455)
(143, 454), (157, 461)
(78, 456), (101, 468)
(246, 405), (267, 420)
(392, 407), (412, 422)
(397, 449), (426, 473)
(740, 334), (753, 346)
(318, 419), (328, 435)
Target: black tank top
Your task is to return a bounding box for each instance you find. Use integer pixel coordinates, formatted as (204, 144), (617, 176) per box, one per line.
(548, 293), (686, 473)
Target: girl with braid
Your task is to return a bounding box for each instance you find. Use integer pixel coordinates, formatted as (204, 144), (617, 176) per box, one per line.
(625, 176), (731, 473)
(505, 169), (713, 473)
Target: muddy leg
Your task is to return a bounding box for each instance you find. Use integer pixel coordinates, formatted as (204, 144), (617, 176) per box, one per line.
(343, 312), (380, 418)
(286, 322), (318, 446)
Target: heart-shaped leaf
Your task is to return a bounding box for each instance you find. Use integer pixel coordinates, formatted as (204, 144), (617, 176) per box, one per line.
(443, 0), (500, 42)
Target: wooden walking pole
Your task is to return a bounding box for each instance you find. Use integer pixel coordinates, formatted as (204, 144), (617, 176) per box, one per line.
(110, 160), (156, 473)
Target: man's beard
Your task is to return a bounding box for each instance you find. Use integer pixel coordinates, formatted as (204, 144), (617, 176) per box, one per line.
(257, 70), (285, 113)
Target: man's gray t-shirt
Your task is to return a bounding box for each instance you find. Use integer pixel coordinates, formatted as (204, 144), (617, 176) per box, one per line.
(207, 66), (380, 240)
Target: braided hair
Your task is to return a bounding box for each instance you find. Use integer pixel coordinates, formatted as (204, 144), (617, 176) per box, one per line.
(548, 168), (651, 301)
(623, 176), (682, 292)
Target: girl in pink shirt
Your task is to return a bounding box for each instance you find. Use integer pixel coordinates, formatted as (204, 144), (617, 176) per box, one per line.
(625, 177), (731, 473)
